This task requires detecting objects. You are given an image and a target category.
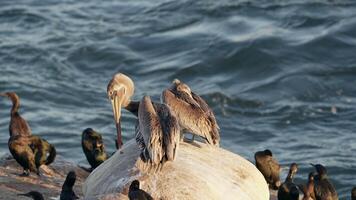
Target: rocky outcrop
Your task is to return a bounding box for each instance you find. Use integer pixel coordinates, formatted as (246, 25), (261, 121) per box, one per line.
(83, 139), (269, 200)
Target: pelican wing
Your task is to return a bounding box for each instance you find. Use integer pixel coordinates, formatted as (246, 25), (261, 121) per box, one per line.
(138, 96), (164, 164)
(155, 103), (180, 161)
(162, 89), (220, 146)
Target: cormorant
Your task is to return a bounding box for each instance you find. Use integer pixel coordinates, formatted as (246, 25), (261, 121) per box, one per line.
(18, 191), (44, 200)
(254, 149), (281, 190)
(1, 92), (56, 176)
(60, 171), (79, 200)
(128, 180), (153, 200)
(278, 163), (299, 200)
(81, 128), (108, 170)
(311, 164), (338, 200)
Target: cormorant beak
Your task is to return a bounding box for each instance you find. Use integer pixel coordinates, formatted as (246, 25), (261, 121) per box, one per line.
(310, 163), (315, 167)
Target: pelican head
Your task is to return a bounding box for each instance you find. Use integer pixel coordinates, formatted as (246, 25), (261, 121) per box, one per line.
(107, 73), (134, 149)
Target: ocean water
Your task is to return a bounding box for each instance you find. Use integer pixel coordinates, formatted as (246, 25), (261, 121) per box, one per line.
(0, 0), (356, 198)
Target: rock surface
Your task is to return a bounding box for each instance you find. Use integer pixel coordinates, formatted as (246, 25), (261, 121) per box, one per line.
(83, 139), (270, 200)
(0, 155), (89, 200)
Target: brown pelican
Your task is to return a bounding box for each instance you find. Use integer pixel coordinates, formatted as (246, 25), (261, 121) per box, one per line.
(254, 149), (281, 190)
(107, 73), (180, 164)
(162, 79), (220, 146)
(107, 73), (136, 149)
(1, 92), (56, 176)
(0, 92), (31, 136)
(137, 96), (180, 164)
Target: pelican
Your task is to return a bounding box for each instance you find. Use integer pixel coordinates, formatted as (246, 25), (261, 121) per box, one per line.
(107, 73), (180, 164)
(161, 79), (220, 146)
(301, 172), (316, 200)
(107, 73), (137, 149)
(1, 92), (56, 176)
(136, 96), (180, 164)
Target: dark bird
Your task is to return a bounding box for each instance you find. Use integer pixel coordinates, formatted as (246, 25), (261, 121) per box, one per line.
(311, 164), (338, 200)
(60, 171), (79, 200)
(107, 73), (180, 164)
(301, 172), (316, 200)
(254, 149), (281, 190)
(1, 92), (56, 176)
(352, 187), (356, 200)
(278, 163), (299, 200)
(18, 191), (44, 200)
(81, 128), (108, 170)
(0, 92), (31, 136)
(128, 180), (153, 200)
(162, 79), (220, 146)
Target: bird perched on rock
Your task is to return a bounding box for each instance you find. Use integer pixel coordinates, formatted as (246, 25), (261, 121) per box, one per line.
(107, 73), (180, 166)
(278, 163), (299, 200)
(301, 172), (316, 200)
(60, 171), (79, 200)
(254, 149), (281, 190)
(351, 187), (356, 200)
(311, 163), (338, 200)
(18, 191), (44, 200)
(128, 180), (153, 200)
(1, 92), (56, 176)
(81, 128), (108, 170)
(162, 79), (220, 146)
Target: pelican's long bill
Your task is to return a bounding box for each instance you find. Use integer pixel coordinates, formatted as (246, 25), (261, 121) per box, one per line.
(109, 86), (126, 149)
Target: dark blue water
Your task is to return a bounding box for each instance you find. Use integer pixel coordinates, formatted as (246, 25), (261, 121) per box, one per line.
(0, 0), (356, 198)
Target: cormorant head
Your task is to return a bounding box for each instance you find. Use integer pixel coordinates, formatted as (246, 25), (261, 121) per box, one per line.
(310, 163), (327, 176)
(18, 191), (44, 200)
(308, 172), (315, 181)
(289, 163), (298, 174)
(129, 180), (140, 191)
(107, 73), (134, 149)
(0, 92), (20, 104)
(264, 149), (273, 156)
(63, 171), (76, 189)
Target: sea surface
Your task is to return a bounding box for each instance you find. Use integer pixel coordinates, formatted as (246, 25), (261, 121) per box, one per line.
(0, 0), (355, 198)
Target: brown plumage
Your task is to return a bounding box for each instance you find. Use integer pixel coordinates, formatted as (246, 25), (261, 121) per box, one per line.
(1, 92), (56, 176)
(81, 128), (108, 170)
(0, 92), (32, 136)
(301, 172), (316, 200)
(311, 164), (338, 200)
(107, 73), (180, 165)
(254, 149), (281, 190)
(278, 163), (299, 200)
(137, 96), (180, 165)
(162, 79), (220, 146)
